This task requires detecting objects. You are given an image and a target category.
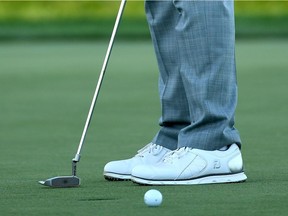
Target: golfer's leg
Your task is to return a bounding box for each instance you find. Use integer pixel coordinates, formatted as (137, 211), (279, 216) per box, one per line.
(174, 0), (241, 150)
(145, 0), (189, 150)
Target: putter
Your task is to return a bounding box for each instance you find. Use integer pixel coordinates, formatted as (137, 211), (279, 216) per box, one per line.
(39, 0), (127, 188)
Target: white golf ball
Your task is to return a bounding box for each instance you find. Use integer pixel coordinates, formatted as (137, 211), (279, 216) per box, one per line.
(144, 189), (163, 207)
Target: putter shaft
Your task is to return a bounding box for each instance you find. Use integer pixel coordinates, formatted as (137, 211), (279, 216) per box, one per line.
(40, 0), (127, 188)
(75, 0), (127, 159)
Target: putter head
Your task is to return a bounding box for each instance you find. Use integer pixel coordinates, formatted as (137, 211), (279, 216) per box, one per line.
(39, 176), (80, 188)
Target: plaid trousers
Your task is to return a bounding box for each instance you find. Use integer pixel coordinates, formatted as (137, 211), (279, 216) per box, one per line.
(146, 0), (241, 150)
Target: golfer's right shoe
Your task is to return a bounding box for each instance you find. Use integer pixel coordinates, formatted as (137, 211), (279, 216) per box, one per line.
(103, 143), (171, 181)
(131, 144), (247, 185)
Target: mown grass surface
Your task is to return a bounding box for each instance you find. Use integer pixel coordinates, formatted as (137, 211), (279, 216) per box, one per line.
(1, 39), (288, 215)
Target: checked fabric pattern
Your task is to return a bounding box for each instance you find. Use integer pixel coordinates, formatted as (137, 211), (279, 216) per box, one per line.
(145, 0), (241, 150)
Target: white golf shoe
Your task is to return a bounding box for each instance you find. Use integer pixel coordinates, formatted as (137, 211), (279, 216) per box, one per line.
(103, 143), (171, 180)
(131, 144), (247, 185)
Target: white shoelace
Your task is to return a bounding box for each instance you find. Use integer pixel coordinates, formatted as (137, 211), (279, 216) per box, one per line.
(136, 143), (162, 157)
(163, 147), (192, 163)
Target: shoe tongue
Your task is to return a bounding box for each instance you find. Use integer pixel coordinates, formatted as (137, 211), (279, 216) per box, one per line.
(219, 146), (228, 151)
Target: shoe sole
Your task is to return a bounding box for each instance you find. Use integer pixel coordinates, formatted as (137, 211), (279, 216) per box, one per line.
(131, 172), (247, 185)
(103, 172), (131, 181)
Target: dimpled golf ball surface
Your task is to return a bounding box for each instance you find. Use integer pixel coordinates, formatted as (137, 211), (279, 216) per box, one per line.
(144, 189), (163, 207)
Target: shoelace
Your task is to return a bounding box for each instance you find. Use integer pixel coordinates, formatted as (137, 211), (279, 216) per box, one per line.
(136, 143), (162, 157)
(163, 147), (192, 163)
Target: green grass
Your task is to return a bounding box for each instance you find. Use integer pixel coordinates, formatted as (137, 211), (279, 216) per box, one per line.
(1, 1), (288, 20)
(1, 16), (288, 40)
(0, 18), (151, 40)
(1, 1), (288, 40)
(1, 39), (288, 216)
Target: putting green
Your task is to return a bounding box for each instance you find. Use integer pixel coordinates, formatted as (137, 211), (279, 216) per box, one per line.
(0, 39), (288, 216)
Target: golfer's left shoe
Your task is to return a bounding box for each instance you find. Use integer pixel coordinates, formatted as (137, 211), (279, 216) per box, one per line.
(131, 144), (247, 185)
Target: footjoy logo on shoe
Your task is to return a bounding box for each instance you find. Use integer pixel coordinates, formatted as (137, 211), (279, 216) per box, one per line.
(213, 160), (221, 169)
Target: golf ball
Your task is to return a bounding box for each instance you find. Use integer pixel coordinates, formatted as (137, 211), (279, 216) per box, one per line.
(144, 189), (163, 207)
